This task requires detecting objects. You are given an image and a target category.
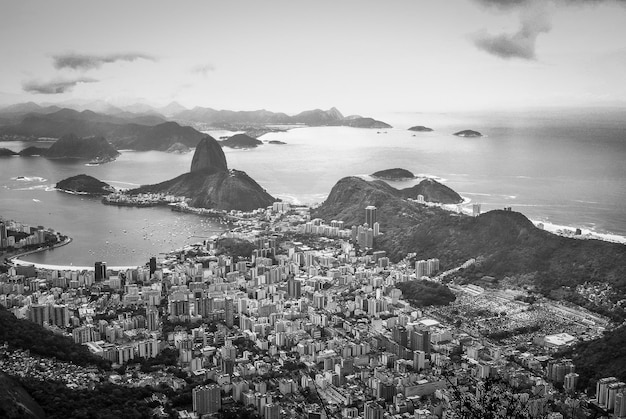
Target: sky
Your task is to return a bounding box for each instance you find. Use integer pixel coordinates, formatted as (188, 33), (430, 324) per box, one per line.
(1, 0), (626, 114)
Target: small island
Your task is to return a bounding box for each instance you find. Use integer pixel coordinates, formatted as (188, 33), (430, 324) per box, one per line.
(56, 174), (115, 195)
(219, 133), (263, 149)
(408, 125), (433, 132)
(453, 129), (482, 137)
(18, 146), (48, 156)
(371, 168), (415, 180)
(268, 140), (286, 145)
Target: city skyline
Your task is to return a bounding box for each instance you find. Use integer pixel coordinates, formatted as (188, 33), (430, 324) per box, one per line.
(1, 0), (626, 114)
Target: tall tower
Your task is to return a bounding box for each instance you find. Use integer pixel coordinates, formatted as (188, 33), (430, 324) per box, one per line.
(95, 261), (107, 281)
(472, 203), (481, 217)
(365, 206), (377, 227)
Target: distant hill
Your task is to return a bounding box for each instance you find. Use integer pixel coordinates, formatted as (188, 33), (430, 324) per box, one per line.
(399, 178), (463, 204)
(454, 129), (482, 137)
(45, 134), (120, 162)
(0, 108), (205, 151)
(409, 125), (433, 132)
(130, 136), (275, 211)
(56, 174), (114, 195)
(371, 168), (415, 180)
(18, 146), (48, 156)
(219, 133), (263, 149)
(312, 176), (626, 299)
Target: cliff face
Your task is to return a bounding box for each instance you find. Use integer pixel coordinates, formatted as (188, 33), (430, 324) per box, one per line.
(45, 134), (119, 161)
(132, 135), (274, 211)
(190, 136), (228, 174)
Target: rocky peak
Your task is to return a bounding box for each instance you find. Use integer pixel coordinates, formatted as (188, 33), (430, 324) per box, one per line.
(190, 136), (228, 174)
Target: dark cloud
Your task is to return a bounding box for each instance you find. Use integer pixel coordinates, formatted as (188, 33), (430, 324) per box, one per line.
(52, 52), (155, 70)
(22, 78), (98, 94)
(473, 12), (551, 59)
(472, 0), (626, 59)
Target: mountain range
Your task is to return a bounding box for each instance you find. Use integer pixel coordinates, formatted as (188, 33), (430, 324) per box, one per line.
(0, 103), (391, 151)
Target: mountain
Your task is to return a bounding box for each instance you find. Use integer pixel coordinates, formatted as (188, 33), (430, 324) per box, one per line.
(371, 168), (415, 180)
(112, 121), (205, 151)
(190, 136), (229, 173)
(158, 101), (188, 116)
(454, 129), (482, 137)
(312, 176), (626, 298)
(219, 133), (263, 149)
(409, 125), (433, 132)
(131, 136), (275, 211)
(328, 117), (391, 129)
(45, 134), (120, 161)
(56, 174), (115, 195)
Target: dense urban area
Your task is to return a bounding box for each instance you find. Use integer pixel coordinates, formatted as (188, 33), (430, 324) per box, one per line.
(0, 202), (623, 419)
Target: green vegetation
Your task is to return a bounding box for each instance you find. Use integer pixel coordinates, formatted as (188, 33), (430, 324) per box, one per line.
(216, 237), (256, 260)
(559, 326), (626, 392)
(395, 280), (456, 307)
(16, 377), (153, 419)
(0, 306), (110, 370)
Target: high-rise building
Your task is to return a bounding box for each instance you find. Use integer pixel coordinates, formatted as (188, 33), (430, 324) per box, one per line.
(95, 261), (107, 281)
(264, 403), (280, 419)
(364, 401), (384, 419)
(149, 257), (157, 276)
(225, 297), (234, 327)
(192, 384), (221, 414)
(287, 278), (302, 298)
(147, 306), (159, 331)
(30, 304), (49, 326)
(365, 206), (378, 227)
(416, 260), (427, 278)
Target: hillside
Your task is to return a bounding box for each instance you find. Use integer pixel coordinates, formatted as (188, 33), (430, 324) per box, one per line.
(0, 148), (17, 156)
(130, 136), (275, 211)
(0, 373), (45, 419)
(312, 177), (626, 297)
(399, 178), (464, 204)
(45, 133), (120, 161)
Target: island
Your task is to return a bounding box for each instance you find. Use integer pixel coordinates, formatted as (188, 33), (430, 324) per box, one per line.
(55, 174), (115, 195)
(45, 133), (120, 162)
(268, 140), (286, 145)
(371, 168), (416, 180)
(453, 129), (482, 137)
(408, 125), (434, 132)
(218, 133), (263, 149)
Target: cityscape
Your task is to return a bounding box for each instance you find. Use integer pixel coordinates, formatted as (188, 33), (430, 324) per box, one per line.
(0, 199), (623, 418)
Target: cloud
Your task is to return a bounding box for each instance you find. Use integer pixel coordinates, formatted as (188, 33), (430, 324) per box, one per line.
(22, 78), (98, 94)
(52, 52), (155, 70)
(473, 8), (551, 59)
(471, 0), (626, 60)
(192, 63), (216, 77)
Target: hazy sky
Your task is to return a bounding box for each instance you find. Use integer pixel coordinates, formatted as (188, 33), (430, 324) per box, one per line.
(1, 0), (626, 114)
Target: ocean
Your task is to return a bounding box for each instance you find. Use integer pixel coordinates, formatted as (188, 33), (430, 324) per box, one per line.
(1, 108), (625, 267)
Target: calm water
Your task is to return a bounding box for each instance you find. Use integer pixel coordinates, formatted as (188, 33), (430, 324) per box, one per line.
(1, 108), (625, 266)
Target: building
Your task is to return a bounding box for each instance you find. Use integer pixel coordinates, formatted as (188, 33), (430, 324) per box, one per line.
(365, 205), (377, 227)
(264, 403), (280, 419)
(472, 203), (481, 217)
(95, 261), (107, 281)
(364, 401), (384, 419)
(193, 384), (221, 414)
